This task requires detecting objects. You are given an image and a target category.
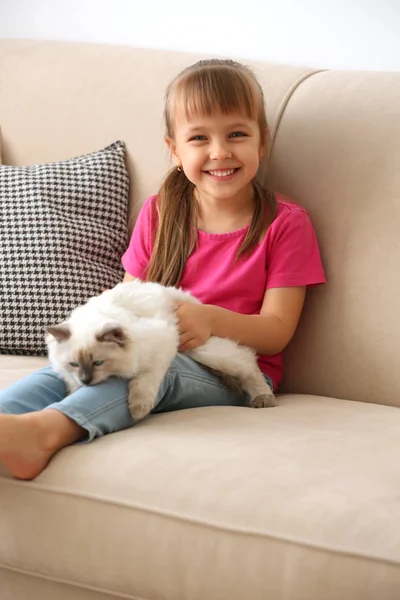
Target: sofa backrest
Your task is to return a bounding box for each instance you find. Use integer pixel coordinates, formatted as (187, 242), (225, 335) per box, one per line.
(270, 69), (400, 406)
(0, 39), (399, 407)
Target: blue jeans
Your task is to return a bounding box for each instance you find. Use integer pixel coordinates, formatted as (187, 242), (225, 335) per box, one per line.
(0, 355), (273, 442)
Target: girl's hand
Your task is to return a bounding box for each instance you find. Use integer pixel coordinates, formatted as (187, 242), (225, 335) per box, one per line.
(175, 302), (212, 351)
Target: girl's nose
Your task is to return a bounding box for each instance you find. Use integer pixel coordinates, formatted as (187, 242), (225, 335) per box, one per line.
(209, 140), (232, 160)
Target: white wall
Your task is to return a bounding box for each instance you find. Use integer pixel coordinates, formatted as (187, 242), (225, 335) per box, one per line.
(0, 0), (399, 71)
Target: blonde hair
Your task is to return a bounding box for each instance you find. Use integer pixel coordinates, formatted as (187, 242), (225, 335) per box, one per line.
(146, 59), (277, 286)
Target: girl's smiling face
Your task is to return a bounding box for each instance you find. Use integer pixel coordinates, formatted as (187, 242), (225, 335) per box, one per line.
(166, 110), (265, 206)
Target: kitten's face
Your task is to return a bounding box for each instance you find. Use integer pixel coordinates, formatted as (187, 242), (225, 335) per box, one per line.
(46, 322), (133, 387)
(61, 347), (113, 387)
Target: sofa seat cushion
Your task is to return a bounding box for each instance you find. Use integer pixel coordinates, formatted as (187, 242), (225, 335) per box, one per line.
(0, 355), (48, 390)
(0, 393), (399, 599)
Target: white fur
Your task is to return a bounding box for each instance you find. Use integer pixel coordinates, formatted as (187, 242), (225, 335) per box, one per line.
(46, 280), (276, 419)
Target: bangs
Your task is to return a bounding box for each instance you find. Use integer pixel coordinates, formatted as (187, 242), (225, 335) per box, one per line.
(167, 66), (262, 133)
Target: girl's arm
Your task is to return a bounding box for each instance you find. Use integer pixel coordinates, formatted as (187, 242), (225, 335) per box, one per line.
(208, 286), (306, 355)
(177, 286), (307, 355)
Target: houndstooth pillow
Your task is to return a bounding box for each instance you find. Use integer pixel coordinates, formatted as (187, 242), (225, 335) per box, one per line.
(0, 141), (129, 356)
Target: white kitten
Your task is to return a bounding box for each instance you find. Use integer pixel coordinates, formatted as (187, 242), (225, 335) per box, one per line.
(46, 281), (276, 420)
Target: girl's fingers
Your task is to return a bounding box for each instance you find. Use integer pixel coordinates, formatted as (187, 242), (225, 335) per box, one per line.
(179, 333), (197, 349)
(179, 331), (191, 345)
(180, 338), (198, 351)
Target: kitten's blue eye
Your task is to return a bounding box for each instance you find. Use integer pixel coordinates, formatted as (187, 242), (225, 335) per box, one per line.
(69, 362), (79, 368)
(93, 360), (104, 366)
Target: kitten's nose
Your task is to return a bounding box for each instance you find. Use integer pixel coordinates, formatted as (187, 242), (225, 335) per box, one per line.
(79, 369), (93, 385)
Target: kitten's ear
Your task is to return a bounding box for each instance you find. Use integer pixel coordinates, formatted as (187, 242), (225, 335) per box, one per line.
(45, 324), (71, 343)
(97, 325), (127, 347)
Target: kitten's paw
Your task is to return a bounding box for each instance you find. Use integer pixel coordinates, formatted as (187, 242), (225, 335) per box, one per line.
(249, 393), (277, 408)
(128, 379), (155, 421)
(128, 401), (153, 421)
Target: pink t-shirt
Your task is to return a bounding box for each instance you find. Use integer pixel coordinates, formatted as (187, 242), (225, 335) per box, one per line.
(121, 195), (326, 390)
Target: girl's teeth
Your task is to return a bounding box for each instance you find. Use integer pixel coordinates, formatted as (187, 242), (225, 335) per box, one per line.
(208, 169), (236, 177)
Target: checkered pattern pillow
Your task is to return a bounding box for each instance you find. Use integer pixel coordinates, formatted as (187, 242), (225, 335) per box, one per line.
(0, 141), (129, 356)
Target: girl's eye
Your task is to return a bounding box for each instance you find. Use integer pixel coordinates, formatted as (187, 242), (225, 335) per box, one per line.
(69, 362), (79, 368)
(189, 135), (207, 142)
(93, 360), (104, 366)
(230, 131), (246, 138)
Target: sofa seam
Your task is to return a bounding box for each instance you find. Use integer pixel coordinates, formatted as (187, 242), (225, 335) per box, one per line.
(266, 69), (328, 170)
(1, 478), (399, 568)
(0, 562), (146, 600)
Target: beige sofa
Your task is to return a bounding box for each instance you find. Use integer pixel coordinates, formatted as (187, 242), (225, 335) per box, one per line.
(1, 39), (400, 600)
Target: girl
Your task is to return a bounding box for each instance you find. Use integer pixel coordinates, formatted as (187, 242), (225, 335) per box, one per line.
(0, 59), (325, 480)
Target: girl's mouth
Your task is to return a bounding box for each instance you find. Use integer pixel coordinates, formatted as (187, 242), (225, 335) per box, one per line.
(204, 168), (240, 181)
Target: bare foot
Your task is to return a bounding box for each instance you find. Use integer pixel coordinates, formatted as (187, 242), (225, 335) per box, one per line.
(0, 411), (85, 480)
